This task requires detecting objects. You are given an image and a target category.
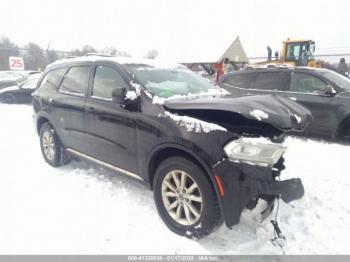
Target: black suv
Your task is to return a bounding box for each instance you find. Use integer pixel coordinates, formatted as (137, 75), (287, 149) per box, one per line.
(32, 56), (310, 238)
(219, 67), (350, 141)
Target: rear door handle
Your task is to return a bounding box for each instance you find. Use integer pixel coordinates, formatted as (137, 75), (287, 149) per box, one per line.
(47, 97), (54, 104)
(87, 107), (95, 112)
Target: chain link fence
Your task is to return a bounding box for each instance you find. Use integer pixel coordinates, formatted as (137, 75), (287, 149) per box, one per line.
(0, 46), (72, 71)
(2, 44), (350, 73)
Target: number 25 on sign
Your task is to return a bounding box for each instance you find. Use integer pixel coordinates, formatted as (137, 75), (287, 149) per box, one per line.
(9, 56), (24, 70)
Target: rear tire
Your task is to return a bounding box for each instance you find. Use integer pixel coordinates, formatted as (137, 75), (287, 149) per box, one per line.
(153, 156), (221, 239)
(39, 122), (70, 167)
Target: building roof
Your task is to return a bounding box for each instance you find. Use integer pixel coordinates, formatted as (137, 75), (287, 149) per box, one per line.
(177, 36), (249, 64)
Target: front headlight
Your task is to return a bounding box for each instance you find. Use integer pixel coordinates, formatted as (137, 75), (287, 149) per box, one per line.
(223, 138), (286, 167)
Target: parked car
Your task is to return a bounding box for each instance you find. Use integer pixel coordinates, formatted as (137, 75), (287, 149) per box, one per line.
(32, 56), (311, 238)
(219, 67), (350, 141)
(0, 70), (40, 90)
(0, 74), (41, 104)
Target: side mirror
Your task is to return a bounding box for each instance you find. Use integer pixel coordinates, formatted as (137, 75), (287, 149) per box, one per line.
(112, 87), (140, 111)
(318, 85), (336, 97)
(112, 87), (127, 103)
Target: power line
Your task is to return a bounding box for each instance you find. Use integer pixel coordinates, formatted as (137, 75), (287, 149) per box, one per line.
(2, 46), (350, 61)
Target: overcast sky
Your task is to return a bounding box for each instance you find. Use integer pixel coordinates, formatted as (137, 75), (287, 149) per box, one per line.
(1, 0), (350, 60)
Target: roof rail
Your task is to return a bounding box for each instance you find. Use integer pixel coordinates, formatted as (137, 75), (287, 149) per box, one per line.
(245, 63), (295, 70)
(85, 53), (116, 57)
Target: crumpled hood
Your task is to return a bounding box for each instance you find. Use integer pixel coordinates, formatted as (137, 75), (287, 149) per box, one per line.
(163, 94), (313, 131)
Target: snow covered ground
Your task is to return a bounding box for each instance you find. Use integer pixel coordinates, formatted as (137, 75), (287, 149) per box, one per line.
(0, 104), (350, 255)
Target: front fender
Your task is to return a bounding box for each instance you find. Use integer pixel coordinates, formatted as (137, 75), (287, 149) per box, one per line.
(335, 113), (350, 139)
(146, 141), (225, 220)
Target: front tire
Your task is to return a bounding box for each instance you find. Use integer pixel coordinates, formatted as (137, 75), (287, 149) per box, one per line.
(337, 122), (350, 143)
(153, 156), (221, 239)
(39, 122), (70, 167)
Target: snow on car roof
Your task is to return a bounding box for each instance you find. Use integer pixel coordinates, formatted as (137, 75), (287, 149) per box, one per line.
(49, 56), (185, 70)
(244, 65), (332, 73)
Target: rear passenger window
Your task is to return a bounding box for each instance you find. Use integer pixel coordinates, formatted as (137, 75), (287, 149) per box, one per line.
(39, 68), (66, 91)
(92, 65), (128, 100)
(254, 72), (286, 91)
(60, 66), (91, 95)
(223, 74), (255, 89)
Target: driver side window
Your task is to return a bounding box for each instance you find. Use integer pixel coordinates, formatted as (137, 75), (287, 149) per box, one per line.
(92, 65), (128, 100)
(289, 73), (328, 93)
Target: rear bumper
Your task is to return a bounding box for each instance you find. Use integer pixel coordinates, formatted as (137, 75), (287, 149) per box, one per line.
(212, 159), (304, 228)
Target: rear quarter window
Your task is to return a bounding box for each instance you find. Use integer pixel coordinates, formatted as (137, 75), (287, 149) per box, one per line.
(222, 73), (255, 89)
(60, 66), (91, 95)
(38, 68), (66, 91)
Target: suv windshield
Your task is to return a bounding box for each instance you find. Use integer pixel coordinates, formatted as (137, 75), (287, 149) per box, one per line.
(318, 70), (350, 92)
(125, 64), (220, 98)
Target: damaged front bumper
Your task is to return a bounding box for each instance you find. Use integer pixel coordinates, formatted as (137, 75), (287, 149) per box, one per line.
(212, 158), (304, 228)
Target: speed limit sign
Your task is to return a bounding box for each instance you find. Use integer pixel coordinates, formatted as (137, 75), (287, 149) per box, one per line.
(9, 56), (25, 70)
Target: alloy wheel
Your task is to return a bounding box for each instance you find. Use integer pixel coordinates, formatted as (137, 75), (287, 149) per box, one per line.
(42, 130), (56, 161)
(161, 170), (203, 226)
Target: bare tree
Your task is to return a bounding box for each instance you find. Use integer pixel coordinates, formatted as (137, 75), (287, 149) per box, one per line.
(46, 50), (59, 64)
(70, 48), (82, 57)
(145, 49), (158, 59)
(80, 45), (97, 55)
(70, 45), (98, 56)
(0, 36), (20, 70)
(23, 43), (47, 71)
(115, 50), (131, 57)
(101, 46), (118, 55)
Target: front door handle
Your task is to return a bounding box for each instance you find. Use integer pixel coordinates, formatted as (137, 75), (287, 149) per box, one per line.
(87, 107), (95, 112)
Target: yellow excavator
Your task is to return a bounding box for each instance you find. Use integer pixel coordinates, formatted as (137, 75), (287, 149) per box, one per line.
(260, 38), (338, 71)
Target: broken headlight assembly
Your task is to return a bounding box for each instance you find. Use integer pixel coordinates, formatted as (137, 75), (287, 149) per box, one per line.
(223, 138), (287, 167)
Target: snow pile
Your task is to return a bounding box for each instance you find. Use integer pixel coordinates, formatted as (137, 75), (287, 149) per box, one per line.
(240, 136), (272, 144)
(163, 111), (227, 133)
(130, 81), (142, 96)
(250, 109), (269, 121)
(0, 104), (350, 255)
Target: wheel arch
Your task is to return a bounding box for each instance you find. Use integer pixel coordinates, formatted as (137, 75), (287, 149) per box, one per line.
(335, 114), (350, 139)
(36, 116), (50, 134)
(35, 112), (58, 135)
